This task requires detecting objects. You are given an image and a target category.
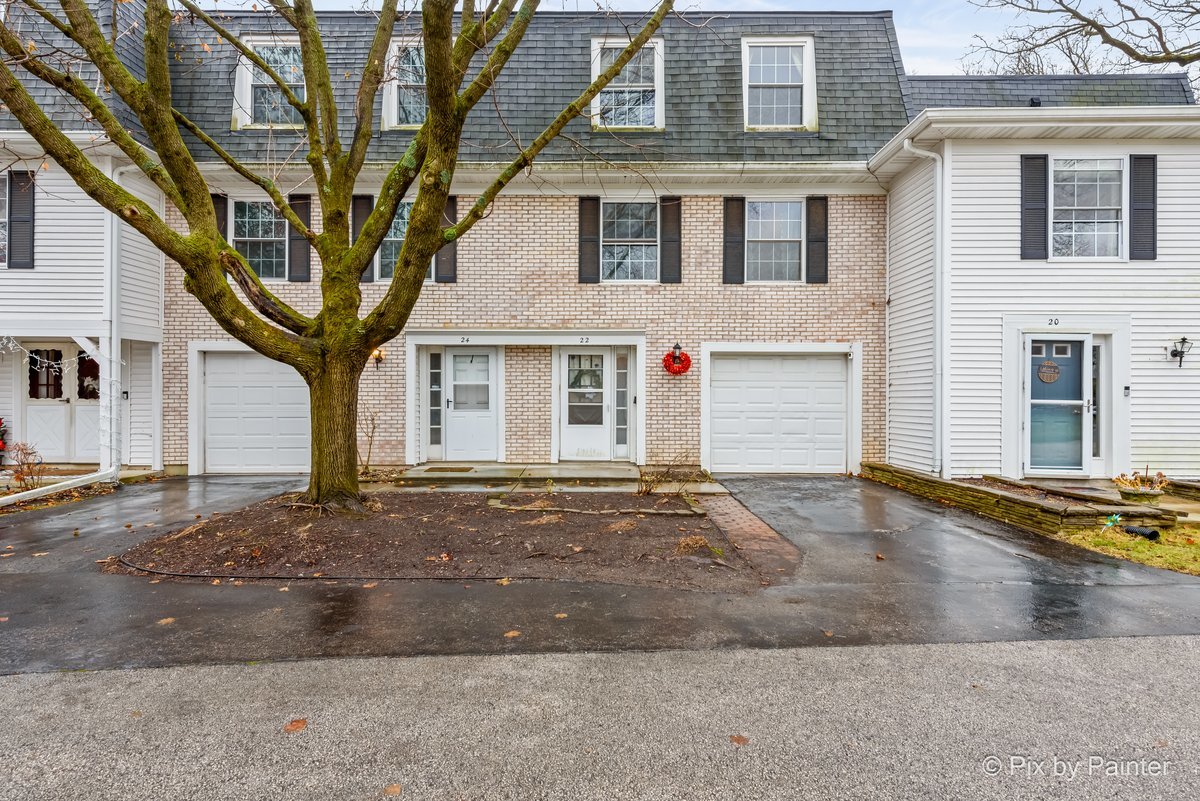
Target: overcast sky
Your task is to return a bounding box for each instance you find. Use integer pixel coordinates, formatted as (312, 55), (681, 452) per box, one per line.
(284, 1), (1022, 75)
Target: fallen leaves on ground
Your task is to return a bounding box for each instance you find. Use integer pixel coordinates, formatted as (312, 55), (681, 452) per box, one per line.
(130, 710), (143, 718)
(0, 617), (9, 623)
(382, 784), (403, 796)
(363, 582), (378, 589)
(554, 613), (568, 619)
(31, 552), (49, 558)
(495, 577), (511, 586)
(729, 735), (750, 747)
(283, 718), (308, 733)
(279, 586), (289, 592)
(875, 552), (886, 561)
(821, 630), (834, 638)
(156, 617), (176, 626)
(503, 630), (521, 639)
(528, 514), (564, 526)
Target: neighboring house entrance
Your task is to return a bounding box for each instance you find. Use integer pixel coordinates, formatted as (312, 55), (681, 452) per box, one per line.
(443, 348), (499, 461)
(23, 344), (101, 463)
(706, 351), (850, 473)
(201, 351), (310, 473)
(558, 347), (633, 462)
(1025, 335), (1106, 476)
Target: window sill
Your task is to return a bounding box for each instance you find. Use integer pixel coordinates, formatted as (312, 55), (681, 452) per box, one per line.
(743, 126), (819, 135)
(591, 126), (666, 134)
(1045, 257), (1128, 264)
(234, 123), (306, 131)
(384, 124), (424, 132)
(598, 279), (661, 285)
(743, 280), (808, 285)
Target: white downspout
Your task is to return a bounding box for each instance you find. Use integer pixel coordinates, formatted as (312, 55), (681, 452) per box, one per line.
(902, 138), (948, 478)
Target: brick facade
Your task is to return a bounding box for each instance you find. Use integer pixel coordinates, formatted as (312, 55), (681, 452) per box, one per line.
(163, 193), (886, 469)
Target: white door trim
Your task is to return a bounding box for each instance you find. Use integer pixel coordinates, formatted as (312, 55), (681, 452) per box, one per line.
(404, 330), (646, 466)
(1001, 314), (1131, 480)
(699, 342), (864, 474)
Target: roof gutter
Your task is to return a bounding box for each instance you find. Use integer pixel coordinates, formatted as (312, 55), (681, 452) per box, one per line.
(902, 138), (950, 479)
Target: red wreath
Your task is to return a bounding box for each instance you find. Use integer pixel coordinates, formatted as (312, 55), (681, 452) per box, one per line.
(662, 350), (692, 375)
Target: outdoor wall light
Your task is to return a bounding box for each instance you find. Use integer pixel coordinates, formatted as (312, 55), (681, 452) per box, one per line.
(671, 342), (683, 365)
(1170, 337), (1192, 367)
(371, 347), (385, 369)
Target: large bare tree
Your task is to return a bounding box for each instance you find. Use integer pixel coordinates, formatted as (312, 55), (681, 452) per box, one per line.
(0, 0), (672, 510)
(969, 1), (1200, 73)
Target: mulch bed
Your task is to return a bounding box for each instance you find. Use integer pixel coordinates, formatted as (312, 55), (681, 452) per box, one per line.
(959, 477), (1082, 504)
(118, 491), (765, 592)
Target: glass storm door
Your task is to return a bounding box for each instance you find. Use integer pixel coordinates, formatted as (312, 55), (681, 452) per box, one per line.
(1027, 336), (1093, 473)
(443, 349), (498, 461)
(560, 349), (612, 461)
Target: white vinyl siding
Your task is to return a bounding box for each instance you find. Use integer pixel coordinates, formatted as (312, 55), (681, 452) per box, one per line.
(885, 157), (937, 472)
(948, 142), (1200, 478)
(118, 172), (164, 334)
(0, 351), (14, 447)
(0, 165), (107, 321)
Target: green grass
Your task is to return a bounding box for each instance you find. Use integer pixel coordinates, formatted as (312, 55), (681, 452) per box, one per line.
(1061, 526), (1200, 575)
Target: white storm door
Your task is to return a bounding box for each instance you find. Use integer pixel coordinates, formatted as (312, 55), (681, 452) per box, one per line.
(560, 349), (612, 461)
(72, 349), (102, 462)
(444, 348), (498, 461)
(24, 347), (70, 462)
(1026, 335), (1093, 474)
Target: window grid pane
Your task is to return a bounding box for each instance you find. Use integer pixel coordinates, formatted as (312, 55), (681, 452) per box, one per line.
(747, 45), (804, 127)
(601, 203), (658, 281)
(597, 46), (656, 127)
(233, 201), (288, 280)
(1052, 159), (1122, 258)
(251, 45), (305, 125)
(396, 46), (427, 125)
(745, 201), (803, 281)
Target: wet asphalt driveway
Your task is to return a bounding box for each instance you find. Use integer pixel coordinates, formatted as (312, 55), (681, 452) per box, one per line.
(2, 475), (1199, 674)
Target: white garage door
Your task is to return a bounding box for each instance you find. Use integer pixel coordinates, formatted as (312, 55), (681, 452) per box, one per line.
(204, 352), (310, 473)
(709, 353), (848, 473)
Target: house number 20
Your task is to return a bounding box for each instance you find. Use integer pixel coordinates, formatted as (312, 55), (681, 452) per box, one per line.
(1047, 318), (1059, 326)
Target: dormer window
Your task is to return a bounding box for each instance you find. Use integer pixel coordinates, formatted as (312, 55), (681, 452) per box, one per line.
(742, 37), (817, 131)
(590, 38), (665, 130)
(383, 40), (427, 129)
(233, 39), (305, 129)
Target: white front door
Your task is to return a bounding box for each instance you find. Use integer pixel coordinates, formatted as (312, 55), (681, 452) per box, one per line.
(560, 348), (612, 461)
(23, 345), (101, 463)
(1025, 335), (1094, 475)
(444, 348), (499, 461)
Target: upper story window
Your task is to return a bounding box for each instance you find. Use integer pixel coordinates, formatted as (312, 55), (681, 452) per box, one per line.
(746, 200), (804, 282)
(1052, 158), (1123, 258)
(742, 37), (817, 131)
(590, 38), (665, 130)
(234, 39), (305, 128)
(601, 201), (658, 281)
(384, 40), (427, 129)
(232, 200), (288, 280)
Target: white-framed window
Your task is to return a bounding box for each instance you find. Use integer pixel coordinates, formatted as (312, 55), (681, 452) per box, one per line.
(383, 39), (427, 129)
(590, 38), (665, 130)
(354, 198), (434, 282)
(0, 172), (8, 267)
(1031, 343), (1046, 358)
(742, 36), (817, 131)
(746, 200), (804, 282)
(1051, 157), (1124, 259)
(601, 201), (659, 282)
(232, 200), (288, 280)
(233, 38), (306, 129)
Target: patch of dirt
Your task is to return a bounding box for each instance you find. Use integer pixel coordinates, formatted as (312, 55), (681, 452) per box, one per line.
(0, 481), (118, 515)
(118, 492), (764, 592)
(959, 477), (1080, 504)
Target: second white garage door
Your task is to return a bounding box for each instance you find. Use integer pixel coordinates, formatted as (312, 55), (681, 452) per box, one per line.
(204, 352), (310, 473)
(709, 353), (848, 473)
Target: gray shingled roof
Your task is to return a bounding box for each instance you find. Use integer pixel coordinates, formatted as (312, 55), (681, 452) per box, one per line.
(906, 74), (1195, 119)
(166, 10), (912, 164)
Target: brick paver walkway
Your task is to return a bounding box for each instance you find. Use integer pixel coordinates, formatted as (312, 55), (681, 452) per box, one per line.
(703, 495), (800, 582)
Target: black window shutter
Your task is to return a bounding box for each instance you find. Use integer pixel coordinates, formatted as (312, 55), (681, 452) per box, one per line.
(722, 197), (745, 284)
(210, 193), (228, 240)
(351, 194), (375, 282)
(287, 193), (311, 282)
(435, 195), (457, 283)
(805, 196), (829, 284)
(7, 171), (36, 269)
(579, 196), (601, 284)
(1129, 155), (1157, 261)
(1020, 155), (1049, 260)
(659, 196), (682, 283)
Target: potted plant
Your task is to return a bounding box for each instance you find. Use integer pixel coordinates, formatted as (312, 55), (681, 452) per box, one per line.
(1113, 469), (1169, 506)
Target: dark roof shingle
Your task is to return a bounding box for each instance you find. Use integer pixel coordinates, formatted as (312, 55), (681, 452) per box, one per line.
(906, 73), (1195, 117)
